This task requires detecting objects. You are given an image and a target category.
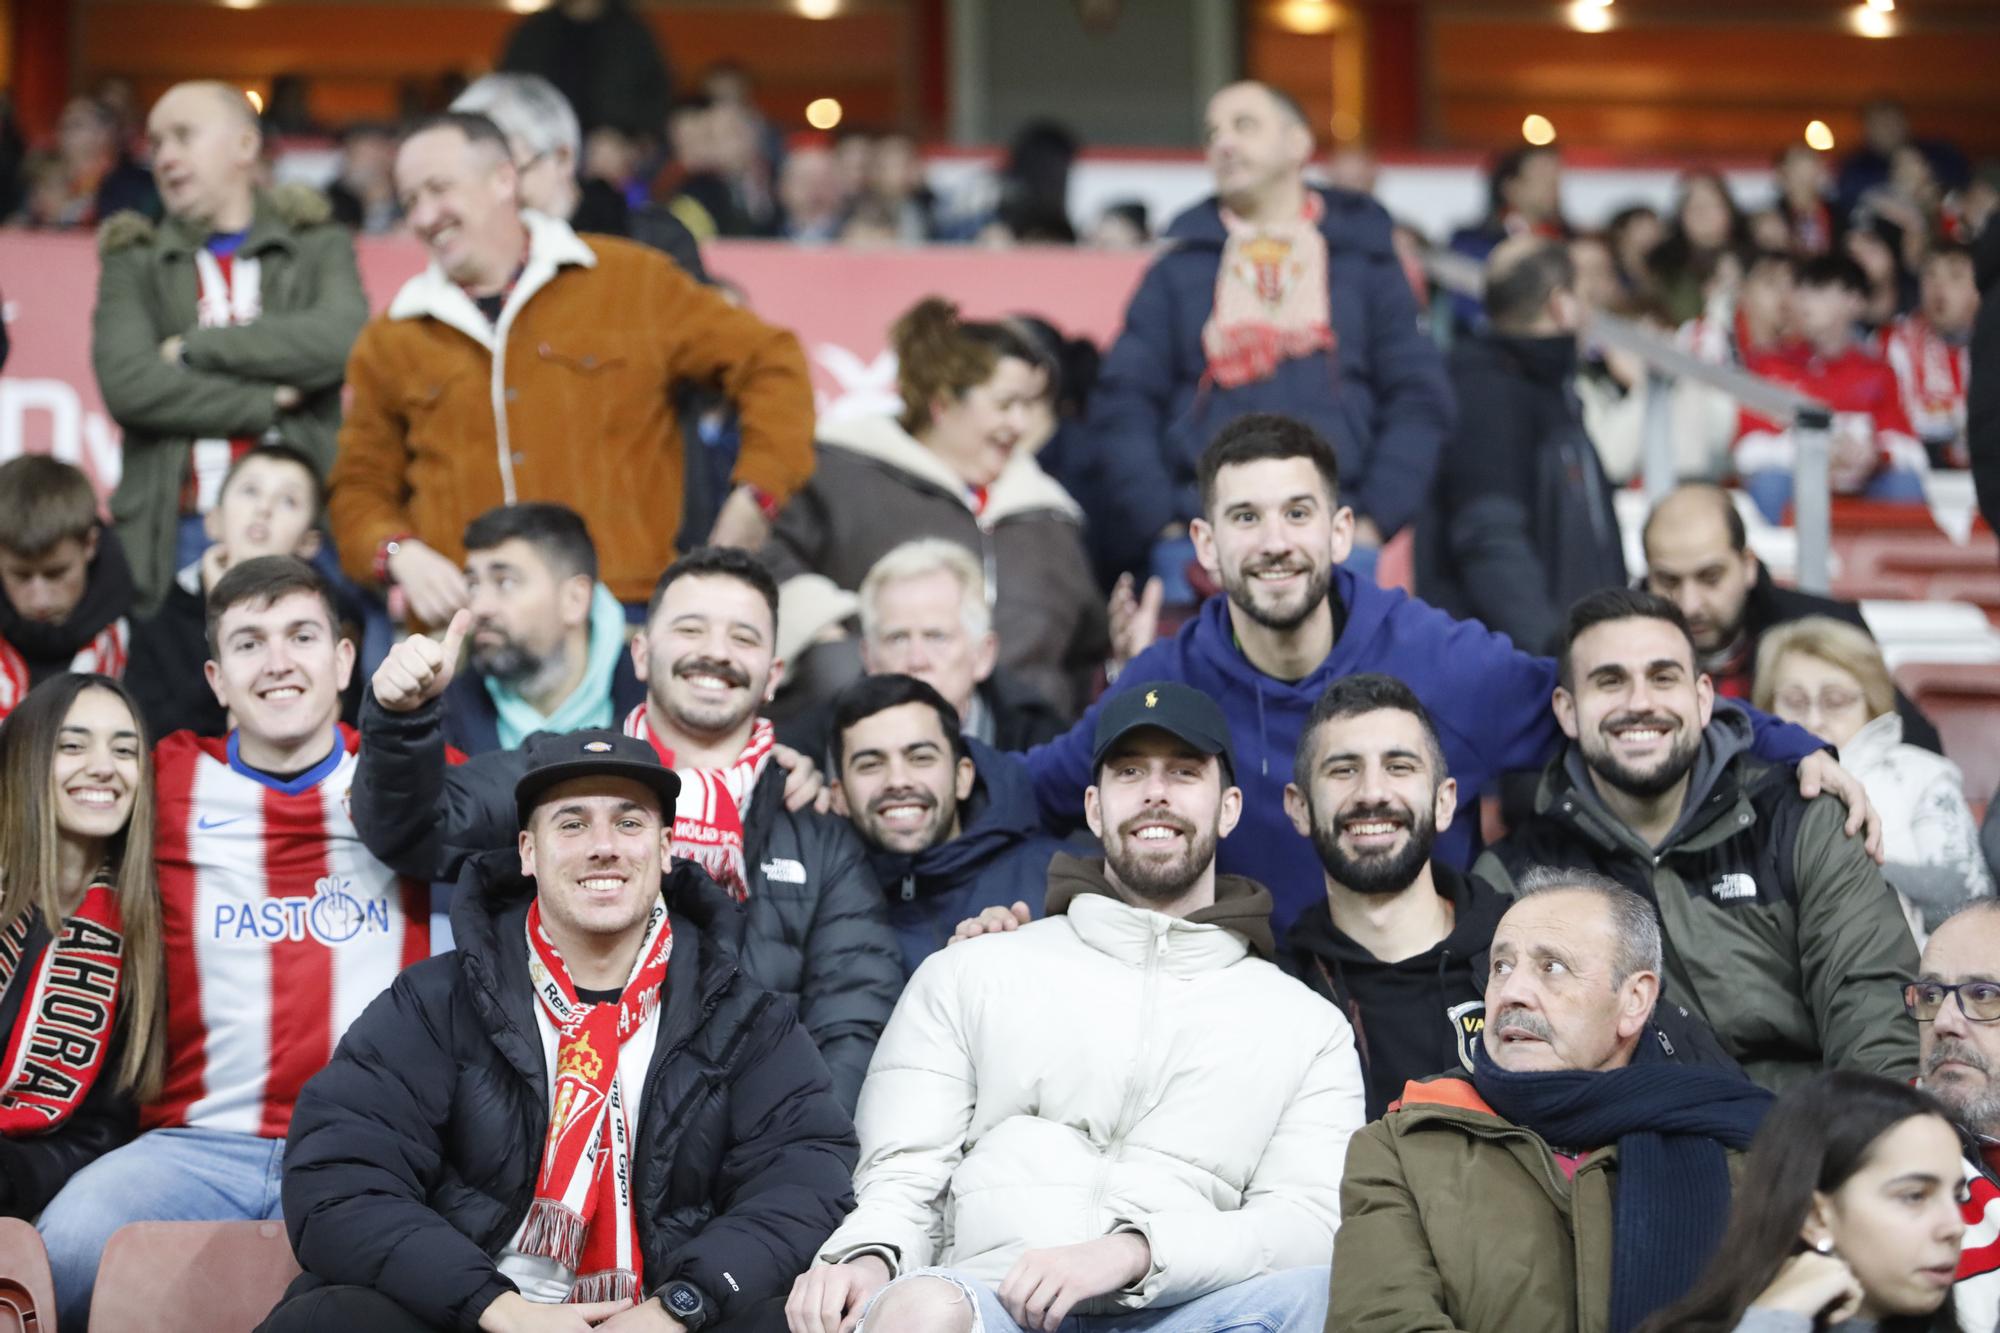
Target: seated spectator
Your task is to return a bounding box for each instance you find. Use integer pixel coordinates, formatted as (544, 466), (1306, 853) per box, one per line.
(777, 136), (848, 243)
(764, 297), (1105, 718)
(93, 81), (366, 612)
(1476, 588), (1920, 1090)
(324, 122), (401, 235)
(1756, 617), (1994, 947)
(0, 674), (163, 1221)
(43, 95), (158, 229)
(1847, 226), (1911, 333)
(1447, 144), (1568, 332)
(785, 683), (1361, 1333)
(452, 72), (708, 282)
(1648, 171), (1753, 325)
(666, 98), (780, 240)
(1087, 200), (1149, 249)
(1416, 235), (1626, 654)
(859, 129), (939, 244)
(441, 502), (640, 756)
(1606, 203), (1664, 299)
(125, 445), (327, 741)
(1329, 868), (1773, 1333)
(827, 673), (1066, 974)
(1641, 482), (1943, 751)
(329, 112), (813, 627)
(1735, 254), (1928, 522)
(0, 455), (133, 720)
(262, 728), (856, 1333)
(36, 557), (441, 1328)
(1775, 142), (1841, 258)
(357, 546), (902, 1110)
(1909, 902), (2000, 1329)
(1637, 1072), (1966, 1333)
(1884, 241), (1979, 469)
(1837, 99), (1969, 217)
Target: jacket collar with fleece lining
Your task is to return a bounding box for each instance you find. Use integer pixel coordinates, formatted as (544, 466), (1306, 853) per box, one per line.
(1044, 851), (1278, 967)
(385, 209), (597, 351)
(815, 414), (1083, 528)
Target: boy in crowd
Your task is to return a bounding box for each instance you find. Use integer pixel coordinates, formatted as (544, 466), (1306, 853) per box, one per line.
(1883, 241), (1980, 468)
(0, 454), (133, 720)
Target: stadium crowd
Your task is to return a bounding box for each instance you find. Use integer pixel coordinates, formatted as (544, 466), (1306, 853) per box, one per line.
(2, 45), (2000, 1333)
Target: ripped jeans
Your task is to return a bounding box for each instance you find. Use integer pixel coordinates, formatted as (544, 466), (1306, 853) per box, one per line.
(858, 1265), (1329, 1333)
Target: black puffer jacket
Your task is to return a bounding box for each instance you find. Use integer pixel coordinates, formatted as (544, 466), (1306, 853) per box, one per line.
(278, 854), (858, 1331)
(350, 692), (903, 1110)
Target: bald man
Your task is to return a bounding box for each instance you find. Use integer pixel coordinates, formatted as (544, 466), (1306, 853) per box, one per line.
(1639, 483), (1941, 750)
(1415, 235), (1626, 653)
(92, 80), (367, 611)
(1084, 80), (1450, 591)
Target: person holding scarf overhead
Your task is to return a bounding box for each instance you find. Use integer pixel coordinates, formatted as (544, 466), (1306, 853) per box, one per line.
(1329, 868), (1773, 1333)
(0, 673), (164, 1219)
(263, 727), (856, 1333)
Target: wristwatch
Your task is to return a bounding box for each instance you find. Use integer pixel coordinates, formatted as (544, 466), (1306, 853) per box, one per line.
(662, 1280), (711, 1331)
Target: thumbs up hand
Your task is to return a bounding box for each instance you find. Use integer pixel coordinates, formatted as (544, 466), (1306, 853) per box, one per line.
(372, 608), (472, 712)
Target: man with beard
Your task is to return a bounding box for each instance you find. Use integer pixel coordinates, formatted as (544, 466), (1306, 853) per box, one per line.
(438, 502), (643, 755)
(1024, 414), (1878, 933)
(1908, 902), (2000, 1329)
(354, 545), (902, 1110)
(786, 682), (1362, 1333)
(1476, 587), (1918, 1091)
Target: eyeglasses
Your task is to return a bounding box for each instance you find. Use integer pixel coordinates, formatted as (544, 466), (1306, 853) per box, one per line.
(1902, 980), (2000, 1023)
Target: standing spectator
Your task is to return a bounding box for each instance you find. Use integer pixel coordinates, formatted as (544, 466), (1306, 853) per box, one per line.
(1647, 171), (1753, 325)
(1775, 142), (1841, 258)
(1447, 144), (1568, 331)
(1972, 208), (2000, 538)
(1090, 81), (1451, 589)
(1087, 200), (1150, 250)
(92, 81), (365, 614)
(323, 123), (401, 235)
(1417, 235), (1626, 654)
(1475, 589), (1921, 1091)
(1756, 617), (1993, 947)
(1605, 203), (1664, 299)
(1838, 99), (1969, 220)
(0, 674), (163, 1222)
(702, 60), (787, 187)
(763, 297), (1105, 719)
(1735, 253), (1928, 522)
(330, 113), (812, 625)
(496, 0), (671, 140)
(41, 96), (158, 229)
(0, 457), (134, 720)
(865, 129), (939, 243)
(1884, 241), (1980, 468)
(991, 119), (1079, 244)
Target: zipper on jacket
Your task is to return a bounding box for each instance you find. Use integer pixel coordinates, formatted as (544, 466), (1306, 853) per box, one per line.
(1087, 922), (1170, 1232)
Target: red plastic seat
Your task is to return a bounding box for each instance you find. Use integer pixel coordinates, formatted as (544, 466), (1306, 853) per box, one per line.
(1893, 662), (2000, 804)
(88, 1221), (300, 1333)
(0, 1218), (55, 1332)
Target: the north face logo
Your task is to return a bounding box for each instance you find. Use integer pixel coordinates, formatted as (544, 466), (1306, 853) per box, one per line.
(761, 858), (807, 885)
(1710, 873), (1758, 903)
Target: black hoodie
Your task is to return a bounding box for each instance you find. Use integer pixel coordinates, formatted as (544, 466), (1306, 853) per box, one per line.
(0, 528), (135, 693)
(1284, 863), (1510, 1119)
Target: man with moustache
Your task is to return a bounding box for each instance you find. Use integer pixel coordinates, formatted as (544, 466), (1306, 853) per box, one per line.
(1476, 588), (1919, 1091)
(1906, 902), (2000, 1329)
(787, 683), (1362, 1333)
(355, 546), (901, 1110)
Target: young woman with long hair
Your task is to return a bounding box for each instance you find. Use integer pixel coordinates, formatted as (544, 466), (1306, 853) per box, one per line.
(1640, 1071), (1969, 1333)
(0, 672), (163, 1218)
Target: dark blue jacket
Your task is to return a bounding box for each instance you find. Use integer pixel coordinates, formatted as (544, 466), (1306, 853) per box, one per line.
(438, 651), (648, 757)
(1023, 568), (1830, 932)
(1086, 188), (1452, 545)
(864, 739), (1066, 976)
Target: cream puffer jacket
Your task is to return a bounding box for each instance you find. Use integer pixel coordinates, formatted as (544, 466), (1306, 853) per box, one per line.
(818, 867), (1364, 1311)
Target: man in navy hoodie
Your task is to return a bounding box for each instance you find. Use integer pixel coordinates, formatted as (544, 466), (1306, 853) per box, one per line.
(1022, 413), (1880, 933)
(1087, 80), (1451, 586)
(830, 673), (1066, 975)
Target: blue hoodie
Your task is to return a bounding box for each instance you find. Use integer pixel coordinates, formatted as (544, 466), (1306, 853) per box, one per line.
(863, 737), (1069, 976)
(1024, 567), (1827, 932)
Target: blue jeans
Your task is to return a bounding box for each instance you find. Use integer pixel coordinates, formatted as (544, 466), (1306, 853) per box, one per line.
(37, 1125), (285, 1329)
(1742, 467), (1928, 524)
(860, 1264), (1329, 1333)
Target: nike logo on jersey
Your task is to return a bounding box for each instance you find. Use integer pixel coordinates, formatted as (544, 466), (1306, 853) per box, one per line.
(196, 815), (245, 830)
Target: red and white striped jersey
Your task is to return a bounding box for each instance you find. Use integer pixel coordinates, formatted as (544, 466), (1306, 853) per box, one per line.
(0, 622), (130, 722)
(146, 725), (437, 1138)
(184, 248), (264, 514)
(1958, 1148), (2000, 1331)
(1882, 314), (1971, 462)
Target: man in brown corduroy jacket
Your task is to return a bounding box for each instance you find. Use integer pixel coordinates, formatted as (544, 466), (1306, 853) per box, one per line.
(329, 110), (815, 624)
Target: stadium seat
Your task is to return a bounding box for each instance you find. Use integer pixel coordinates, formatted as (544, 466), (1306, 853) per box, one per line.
(1893, 661), (2000, 803)
(0, 1219), (54, 1332)
(1926, 571), (2000, 627)
(88, 1220), (300, 1333)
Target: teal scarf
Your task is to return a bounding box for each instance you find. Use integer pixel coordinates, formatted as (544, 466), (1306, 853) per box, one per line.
(486, 583), (630, 749)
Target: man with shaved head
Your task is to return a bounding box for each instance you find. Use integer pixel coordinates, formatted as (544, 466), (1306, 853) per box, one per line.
(1416, 234), (1626, 653)
(1640, 481), (1940, 750)
(92, 80), (367, 612)
(1085, 79), (1450, 590)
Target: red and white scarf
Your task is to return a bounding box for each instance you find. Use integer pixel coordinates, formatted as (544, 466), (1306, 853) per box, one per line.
(0, 624), (131, 723)
(0, 881), (124, 1135)
(520, 896), (672, 1304)
(184, 247), (264, 514)
(1200, 192), (1335, 390)
(1885, 315), (1970, 463)
(622, 705), (777, 900)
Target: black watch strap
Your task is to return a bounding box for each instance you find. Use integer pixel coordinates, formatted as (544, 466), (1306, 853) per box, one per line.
(662, 1279), (711, 1330)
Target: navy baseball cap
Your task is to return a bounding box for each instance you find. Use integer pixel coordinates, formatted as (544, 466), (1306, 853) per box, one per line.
(514, 729), (681, 826)
(1089, 682), (1236, 785)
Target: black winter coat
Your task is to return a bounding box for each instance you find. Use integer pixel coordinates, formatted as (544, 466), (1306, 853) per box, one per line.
(350, 692), (903, 1111)
(1416, 332), (1627, 655)
(279, 856), (857, 1331)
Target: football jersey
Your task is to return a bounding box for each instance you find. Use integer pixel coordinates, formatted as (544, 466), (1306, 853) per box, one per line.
(1883, 315), (1970, 460)
(1734, 343), (1925, 480)
(147, 725), (438, 1137)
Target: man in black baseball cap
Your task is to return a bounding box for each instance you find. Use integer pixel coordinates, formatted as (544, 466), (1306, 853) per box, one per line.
(1088, 679), (1237, 787)
(264, 729), (856, 1333)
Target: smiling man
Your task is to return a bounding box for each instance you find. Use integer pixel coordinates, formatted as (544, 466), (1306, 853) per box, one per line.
(35, 556), (440, 1329)
(264, 728), (856, 1333)
(1476, 587), (1920, 1092)
(1330, 869), (1772, 1333)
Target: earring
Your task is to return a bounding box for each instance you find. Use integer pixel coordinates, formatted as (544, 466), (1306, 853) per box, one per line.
(1813, 1237), (1834, 1255)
